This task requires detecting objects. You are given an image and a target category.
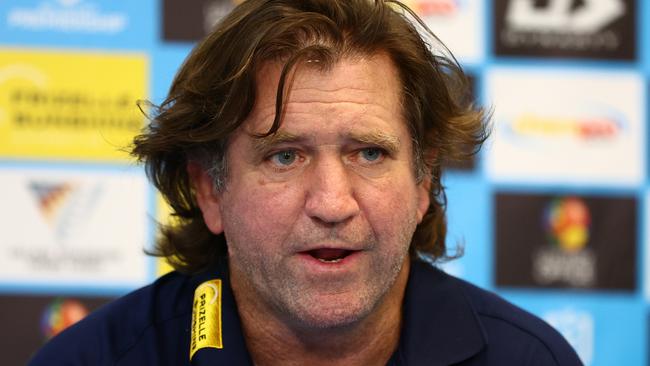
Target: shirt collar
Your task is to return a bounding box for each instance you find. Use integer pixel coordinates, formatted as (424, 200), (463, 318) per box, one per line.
(397, 260), (487, 365)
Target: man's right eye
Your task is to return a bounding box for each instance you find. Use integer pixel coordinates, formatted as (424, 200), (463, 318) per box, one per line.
(270, 150), (297, 166)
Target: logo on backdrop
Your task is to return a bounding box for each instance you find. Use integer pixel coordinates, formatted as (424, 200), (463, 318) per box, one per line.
(6, 0), (128, 34)
(0, 294), (113, 365)
(493, 0), (636, 60)
(0, 49), (147, 161)
(504, 109), (625, 145)
(532, 197), (596, 287)
(27, 180), (97, 243)
(495, 192), (636, 290)
(29, 182), (75, 229)
(40, 298), (89, 340)
(8, 179), (120, 272)
(485, 69), (643, 185)
(0, 168), (149, 284)
(543, 308), (594, 365)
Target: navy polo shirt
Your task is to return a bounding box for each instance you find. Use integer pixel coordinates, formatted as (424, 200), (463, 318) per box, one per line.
(29, 259), (582, 365)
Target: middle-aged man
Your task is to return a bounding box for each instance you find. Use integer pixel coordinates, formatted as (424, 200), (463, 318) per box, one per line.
(30, 0), (583, 365)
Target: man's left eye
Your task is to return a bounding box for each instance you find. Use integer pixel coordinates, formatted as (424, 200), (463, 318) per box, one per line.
(360, 147), (383, 162)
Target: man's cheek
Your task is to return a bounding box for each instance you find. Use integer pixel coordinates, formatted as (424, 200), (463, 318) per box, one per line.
(249, 184), (303, 218)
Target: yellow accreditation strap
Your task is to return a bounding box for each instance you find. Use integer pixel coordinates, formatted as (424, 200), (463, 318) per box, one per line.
(190, 279), (223, 360)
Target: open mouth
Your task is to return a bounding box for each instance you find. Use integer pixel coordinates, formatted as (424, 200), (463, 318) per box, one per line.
(306, 248), (355, 263)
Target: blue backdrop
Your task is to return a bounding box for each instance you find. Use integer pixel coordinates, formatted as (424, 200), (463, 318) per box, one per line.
(0, 1), (646, 365)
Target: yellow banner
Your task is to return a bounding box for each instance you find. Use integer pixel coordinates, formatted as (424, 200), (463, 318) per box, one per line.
(0, 48), (148, 161)
(190, 279), (223, 360)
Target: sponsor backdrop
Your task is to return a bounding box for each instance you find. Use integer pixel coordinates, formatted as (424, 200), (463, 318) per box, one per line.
(0, 0), (646, 364)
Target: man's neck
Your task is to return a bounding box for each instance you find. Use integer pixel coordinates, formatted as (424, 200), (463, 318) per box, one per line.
(232, 261), (410, 366)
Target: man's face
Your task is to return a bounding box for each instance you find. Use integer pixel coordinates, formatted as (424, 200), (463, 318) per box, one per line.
(195, 53), (430, 330)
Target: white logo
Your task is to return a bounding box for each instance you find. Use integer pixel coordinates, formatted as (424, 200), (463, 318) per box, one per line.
(543, 308), (594, 365)
(0, 169), (149, 284)
(7, 0), (128, 34)
(506, 0), (625, 34)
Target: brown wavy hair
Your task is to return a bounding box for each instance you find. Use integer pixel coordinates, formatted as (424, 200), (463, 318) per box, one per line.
(132, 0), (490, 274)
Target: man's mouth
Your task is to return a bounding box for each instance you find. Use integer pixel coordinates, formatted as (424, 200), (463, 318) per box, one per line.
(305, 248), (355, 263)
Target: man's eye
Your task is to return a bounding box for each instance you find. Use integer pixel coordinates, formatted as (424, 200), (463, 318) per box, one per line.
(270, 150), (297, 166)
(360, 147), (383, 162)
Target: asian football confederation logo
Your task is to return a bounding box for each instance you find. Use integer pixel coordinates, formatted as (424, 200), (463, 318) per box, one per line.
(545, 197), (590, 253)
(40, 298), (89, 340)
(533, 197), (597, 287)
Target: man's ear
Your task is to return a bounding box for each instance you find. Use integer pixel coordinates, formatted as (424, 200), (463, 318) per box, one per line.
(416, 176), (431, 224)
(187, 162), (224, 235)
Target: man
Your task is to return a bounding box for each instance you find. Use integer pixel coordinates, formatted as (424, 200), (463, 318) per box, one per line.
(31, 0), (582, 365)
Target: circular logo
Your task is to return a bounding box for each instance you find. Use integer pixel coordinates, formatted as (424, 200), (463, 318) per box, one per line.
(544, 197), (590, 253)
(40, 298), (89, 340)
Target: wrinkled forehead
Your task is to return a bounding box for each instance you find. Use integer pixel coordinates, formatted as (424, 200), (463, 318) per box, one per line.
(244, 52), (405, 134)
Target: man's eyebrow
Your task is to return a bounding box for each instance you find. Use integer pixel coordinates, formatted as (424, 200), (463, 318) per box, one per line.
(250, 131), (303, 153)
(348, 131), (401, 154)
(250, 130), (401, 154)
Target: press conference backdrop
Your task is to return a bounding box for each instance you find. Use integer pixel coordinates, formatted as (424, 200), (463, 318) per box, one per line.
(0, 0), (647, 364)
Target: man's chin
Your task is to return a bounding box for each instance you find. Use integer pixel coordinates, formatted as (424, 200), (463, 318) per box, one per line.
(281, 295), (377, 332)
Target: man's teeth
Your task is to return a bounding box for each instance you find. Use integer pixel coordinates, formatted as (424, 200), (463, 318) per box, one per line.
(317, 257), (343, 263)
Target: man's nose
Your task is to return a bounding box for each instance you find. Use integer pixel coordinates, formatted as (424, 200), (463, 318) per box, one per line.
(304, 155), (360, 225)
